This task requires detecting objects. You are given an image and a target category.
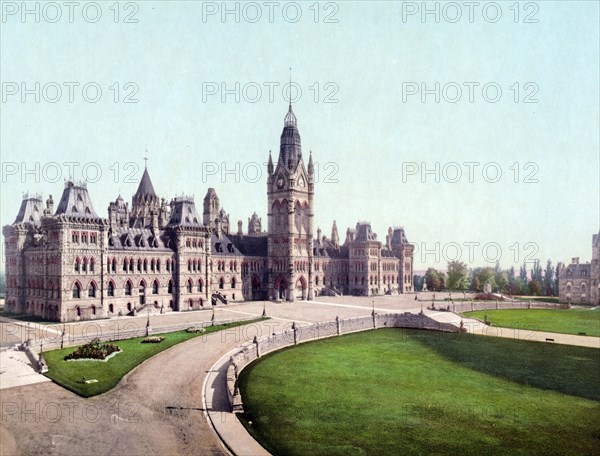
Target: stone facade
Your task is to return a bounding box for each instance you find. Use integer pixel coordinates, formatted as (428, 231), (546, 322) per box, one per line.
(3, 105), (414, 322)
(558, 231), (600, 305)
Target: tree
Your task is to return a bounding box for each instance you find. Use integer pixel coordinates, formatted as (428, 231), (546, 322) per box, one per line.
(531, 260), (543, 285)
(471, 275), (481, 292)
(425, 268), (445, 291)
(496, 271), (509, 294)
(446, 261), (468, 290)
(413, 274), (424, 292)
(528, 280), (541, 295)
(542, 260), (555, 296)
(519, 262), (528, 282)
(477, 267), (496, 292)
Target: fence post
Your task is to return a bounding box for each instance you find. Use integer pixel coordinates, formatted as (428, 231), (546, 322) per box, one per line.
(253, 335), (260, 358)
(336, 316), (340, 336)
(292, 322), (298, 345)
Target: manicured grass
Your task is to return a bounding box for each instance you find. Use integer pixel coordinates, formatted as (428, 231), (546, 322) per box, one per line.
(515, 297), (561, 304)
(464, 308), (600, 337)
(238, 329), (600, 456)
(44, 318), (267, 397)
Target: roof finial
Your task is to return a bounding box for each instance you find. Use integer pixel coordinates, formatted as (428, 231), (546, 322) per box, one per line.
(289, 67), (292, 108)
(144, 146), (149, 169)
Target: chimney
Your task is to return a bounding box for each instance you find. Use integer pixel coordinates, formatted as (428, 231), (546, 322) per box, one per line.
(317, 227), (322, 243)
(572, 257), (580, 264)
(237, 220), (243, 236)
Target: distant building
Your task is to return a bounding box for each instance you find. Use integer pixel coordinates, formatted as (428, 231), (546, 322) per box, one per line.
(558, 232), (600, 305)
(2, 105), (414, 322)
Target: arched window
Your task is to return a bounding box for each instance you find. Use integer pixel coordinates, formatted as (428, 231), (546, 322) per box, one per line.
(89, 258), (95, 272)
(187, 279), (193, 293)
(152, 280), (159, 294)
(137, 259), (142, 272)
(129, 258), (134, 272)
(219, 277), (225, 289)
(151, 259), (156, 271)
(168, 280), (173, 294)
(82, 257), (88, 272)
(231, 277), (236, 288)
(108, 303), (114, 313)
(125, 281), (132, 296)
(157, 259), (161, 272)
(72, 282), (81, 298)
(197, 279), (203, 292)
(111, 258), (117, 272)
(188, 260), (192, 271)
(92, 305), (96, 315)
(123, 258), (128, 271)
(107, 281), (115, 297)
(88, 282), (96, 297)
(143, 259), (148, 272)
(75, 257), (81, 272)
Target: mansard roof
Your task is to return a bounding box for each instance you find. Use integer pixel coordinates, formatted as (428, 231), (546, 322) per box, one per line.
(168, 197), (202, 227)
(54, 181), (99, 219)
(228, 234), (268, 257)
(391, 227), (408, 245)
(560, 262), (592, 278)
(313, 237), (349, 259)
(13, 196), (43, 226)
(107, 226), (171, 251)
(354, 223), (377, 242)
(211, 233), (242, 255)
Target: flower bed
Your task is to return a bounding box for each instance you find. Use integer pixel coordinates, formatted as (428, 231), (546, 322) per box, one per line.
(141, 336), (164, 343)
(185, 327), (206, 333)
(64, 338), (120, 361)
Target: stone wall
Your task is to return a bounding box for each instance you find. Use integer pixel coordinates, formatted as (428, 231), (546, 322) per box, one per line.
(449, 300), (569, 313)
(226, 312), (459, 412)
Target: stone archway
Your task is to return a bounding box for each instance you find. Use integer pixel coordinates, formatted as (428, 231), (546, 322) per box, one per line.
(251, 274), (261, 300)
(295, 276), (307, 300)
(274, 275), (288, 300)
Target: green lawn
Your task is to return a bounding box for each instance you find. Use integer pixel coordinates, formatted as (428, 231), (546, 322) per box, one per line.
(464, 308), (600, 337)
(44, 318), (266, 397)
(238, 329), (600, 456)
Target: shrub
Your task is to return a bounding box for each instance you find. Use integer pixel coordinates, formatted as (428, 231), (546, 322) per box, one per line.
(65, 338), (120, 361)
(141, 336), (164, 343)
(474, 293), (495, 301)
(185, 327), (206, 333)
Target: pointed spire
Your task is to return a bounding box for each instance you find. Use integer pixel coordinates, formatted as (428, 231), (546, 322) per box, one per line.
(284, 103), (297, 127)
(331, 220), (339, 247)
(308, 150), (314, 174)
(135, 167), (157, 199)
(268, 150), (274, 174)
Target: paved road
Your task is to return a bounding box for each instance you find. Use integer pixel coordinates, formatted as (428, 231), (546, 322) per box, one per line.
(1, 295), (598, 456)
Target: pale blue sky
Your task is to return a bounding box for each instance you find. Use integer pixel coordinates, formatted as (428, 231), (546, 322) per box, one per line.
(1, 1), (598, 273)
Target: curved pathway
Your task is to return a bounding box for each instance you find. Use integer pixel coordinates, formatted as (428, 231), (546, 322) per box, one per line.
(1, 297), (598, 456)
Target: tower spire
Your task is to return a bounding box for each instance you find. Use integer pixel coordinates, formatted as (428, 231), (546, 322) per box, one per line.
(289, 66), (292, 108)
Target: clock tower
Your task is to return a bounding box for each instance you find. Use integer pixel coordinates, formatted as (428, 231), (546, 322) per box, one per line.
(267, 104), (314, 301)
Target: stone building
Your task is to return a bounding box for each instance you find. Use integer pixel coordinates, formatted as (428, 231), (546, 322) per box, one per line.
(558, 231), (600, 305)
(2, 105), (414, 321)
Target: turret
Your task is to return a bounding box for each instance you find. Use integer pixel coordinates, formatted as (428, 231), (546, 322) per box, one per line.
(331, 220), (339, 247)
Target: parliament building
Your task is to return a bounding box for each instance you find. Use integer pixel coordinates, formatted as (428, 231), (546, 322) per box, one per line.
(2, 105), (414, 322)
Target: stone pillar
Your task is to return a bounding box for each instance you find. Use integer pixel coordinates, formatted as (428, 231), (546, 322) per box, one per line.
(336, 316), (340, 336)
(253, 335), (260, 358)
(292, 322), (298, 345)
